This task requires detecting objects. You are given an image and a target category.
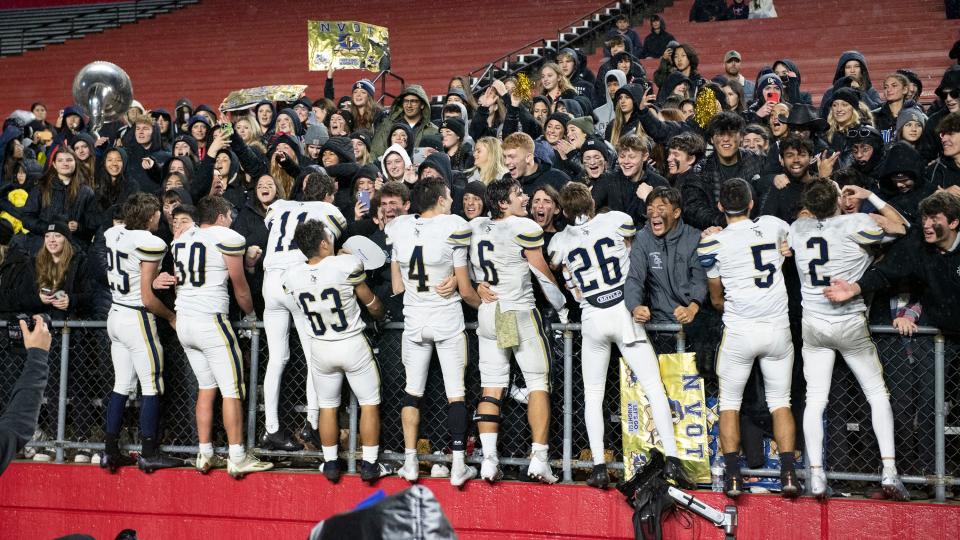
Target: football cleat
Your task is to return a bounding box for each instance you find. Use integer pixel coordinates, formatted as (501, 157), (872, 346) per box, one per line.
(480, 456), (503, 484)
(586, 464), (610, 489)
(527, 454), (559, 484)
(397, 458), (420, 482)
(100, 452), (136, 473)
(725, 472), (745, 499)
(781, 469), (801, 499)
(321, 459), (342, 484)
(137, 453), (183, 473)
(450, 462), (477, 488)
(227, 454), (274, 479)
(195, 452), (227, 474)
(664, 456), (695, 489)
(809, 468), (828, 500)
(297, 425), (322, 452)
(259, 429), (303, 452)
(360, 460), (395, 485)
(881, 467), (910, 501)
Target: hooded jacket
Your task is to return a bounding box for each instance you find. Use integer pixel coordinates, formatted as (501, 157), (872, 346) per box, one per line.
(21, 180), (98, 244)
(606, 84), (649, 141)
(417, 152), (467, 216)
(370, 85), (439, 158)
(925, 156), (960, 191)
(379, 143), (413, 180)
(624, 218), (707, 324)
(514, 159), (570, 199)
(559, 48), (597, 106)
(593, 69), (628, 138)
(656, 71), (692, 105)
(919, 66), (960, 160)
(872, 100), (923, 144)
(197, 148), (246, 209)
(591, 166), (668, 227)
(684, 148), (767, 230)
(642, 15), (675, 59)
(874, 141), (932, 224)
(771, 59), (812, 105)
(820, 51), (882, 114)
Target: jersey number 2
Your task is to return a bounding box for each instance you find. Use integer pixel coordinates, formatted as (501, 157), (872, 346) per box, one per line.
(807, 237), (830, 286)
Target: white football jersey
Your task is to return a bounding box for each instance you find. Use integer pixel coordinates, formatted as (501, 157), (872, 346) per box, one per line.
(697, 216), (791, 326)
(469, 216), (543, 312)
(790, 213), (883, 317)
(386, 213), (471, 308)
(104, 225), (167, 307)
(263, 199), (347, 271)
(173, 225), (246, 315)
(282, 254), (367, 341)
(548, 211), (635, 309)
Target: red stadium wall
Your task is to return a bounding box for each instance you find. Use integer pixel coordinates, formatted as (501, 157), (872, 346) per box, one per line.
(0, 0), (119, 8)
(2, 463), (960, 539)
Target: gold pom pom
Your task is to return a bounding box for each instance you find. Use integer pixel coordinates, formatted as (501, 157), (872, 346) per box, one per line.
(693, 87), (721, 129)
(515, 72), (532, 101)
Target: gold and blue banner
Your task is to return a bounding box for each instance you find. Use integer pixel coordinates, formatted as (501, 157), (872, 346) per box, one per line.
(307, 20), (389, 72)
(621, 352), (710, 483)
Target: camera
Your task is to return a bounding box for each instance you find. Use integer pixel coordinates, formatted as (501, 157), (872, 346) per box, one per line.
(7, 313), (52, 346)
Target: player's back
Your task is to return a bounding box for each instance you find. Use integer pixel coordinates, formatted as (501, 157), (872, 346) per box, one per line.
(104, 225), (166, 307)
(698, 216), (790, 325)
(173, 226), (246, 315)
(790, 213), (882, 317)
(387, 213), (471, 308)
(283, 254), (366, 340)
(263, 199), (347, 271)
(548, 211), (634, 309)
(470, 215), (542, 311)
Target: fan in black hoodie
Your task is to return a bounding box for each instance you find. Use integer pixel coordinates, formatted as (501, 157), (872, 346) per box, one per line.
(316, 136), (360, 218)
(820, 51), (882, 115)
(606, 83), (649, 142)
(772, 59), (813, 105)
(874, 141), (932, 224)
(197, 146), (246, 210)
(642, 15), (675, 60)
(417, 152), (467, 216)
(123, 118), (168, 194)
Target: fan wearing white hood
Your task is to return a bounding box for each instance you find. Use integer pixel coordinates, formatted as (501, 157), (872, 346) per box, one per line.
(593, 70), (628, 139)
(379, 143), (415, 184)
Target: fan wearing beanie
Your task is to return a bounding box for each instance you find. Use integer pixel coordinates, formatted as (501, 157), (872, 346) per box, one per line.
(440, 118), (474, 170)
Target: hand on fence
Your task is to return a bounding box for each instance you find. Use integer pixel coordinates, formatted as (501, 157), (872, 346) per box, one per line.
(893, 316), (918, 337)
(632, 305), (651, 324)
(21, 315), (51, 352)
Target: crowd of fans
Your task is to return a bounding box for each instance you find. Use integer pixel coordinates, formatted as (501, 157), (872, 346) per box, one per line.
(1, 11), (959, 490)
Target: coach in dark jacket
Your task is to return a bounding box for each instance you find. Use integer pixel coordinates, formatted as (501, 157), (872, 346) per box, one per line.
(624, 186), (707, 325)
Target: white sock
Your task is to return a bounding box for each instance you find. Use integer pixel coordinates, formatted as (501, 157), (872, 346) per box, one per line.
(532, 442), (549, 461)
(362, 445), (379, 463)
(882, 458), (896, 471)
(452, 450), (465, 468)
(228, 444), (245, 463)
(480, 433), (498, 460)
(321, 445), (338, 462)
(307, 409), (319, 430)
(198, 442), (214, 458)
(404, 448), (417, 461)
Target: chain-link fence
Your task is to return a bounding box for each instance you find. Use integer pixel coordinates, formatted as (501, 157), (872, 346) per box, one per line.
(0, 320), (954, 500)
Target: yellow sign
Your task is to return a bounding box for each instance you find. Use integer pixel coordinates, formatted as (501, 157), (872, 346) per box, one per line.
(307, 20), (389, 72)
(621, 352), (710, 483)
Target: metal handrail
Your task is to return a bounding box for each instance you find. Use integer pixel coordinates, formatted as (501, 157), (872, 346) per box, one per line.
(372, 70), (406, 106)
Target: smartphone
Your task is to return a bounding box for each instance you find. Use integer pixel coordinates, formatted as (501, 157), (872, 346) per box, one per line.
(40, 288), (53, 296)
(220, 122), (234, 138)
(54, 290), (67, 300)
(412, 147), (429, 166)
(358, 190), (371, 209)
(764, 88), (781, 104)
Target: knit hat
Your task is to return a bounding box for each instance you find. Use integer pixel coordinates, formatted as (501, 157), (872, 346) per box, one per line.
(320, 136), (355, 163)
(330, 109), (354, 132)
(567, 116), (594, 136)
(354, 163), (379, 182)
(581, 136), (610, 162)
(666, 40), (680, 50)
(446, 88), (468, 104)
(44, 221), (71, 239)
(895, 107), (927, 135)
(439, 118), (466, 140)
(419, 134), (443, 152)
(464, 180), (487, 199)
(173, 134), (199, 155)
(187, 114), (212, 130)
(828, 87), (861, 111)
(304, 124), (329, 147)
(545, 113), (570, 129)
(350, 129), (373, 150)
(353, 79), (376, 99)
(758, 74), (784, 93)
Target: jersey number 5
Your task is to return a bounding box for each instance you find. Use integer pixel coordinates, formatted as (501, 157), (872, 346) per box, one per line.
(750, 243), (776, 288)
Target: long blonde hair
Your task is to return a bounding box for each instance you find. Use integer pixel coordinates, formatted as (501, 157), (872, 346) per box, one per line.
(235, 116), (267, 154)
(269, 152), (298, 195)
(35, 236), (74, 292)
(541, 63), (575, 96)
(470, 137), (508, 184)
(826, 105), (864, 141)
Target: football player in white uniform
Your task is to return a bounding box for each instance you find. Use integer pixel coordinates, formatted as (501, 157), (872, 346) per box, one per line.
(697, 178), (798, 498)
(172, 196), (273, 478)
(790, 180), (909, 500)
(549, 183), (690, 489)
(284, 219), (393, 485)
(259, 173), (347, 452)
(102, 193), (181, 473)
(471, 178), (568, 484)
(386, 176), (481, 487)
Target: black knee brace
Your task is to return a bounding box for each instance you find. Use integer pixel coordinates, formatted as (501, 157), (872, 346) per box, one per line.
(447, 401), (468, 451)
(401, 393), (421, 409)
(472, 395), (503, 424)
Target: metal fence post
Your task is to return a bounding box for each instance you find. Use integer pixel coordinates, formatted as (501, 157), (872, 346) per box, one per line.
(562, 327), (574, 483)
(935, 333), (946, 503)
(676, 329), (686, 353)
(347, 393), (358, 474)
(55, 325), (71, 464)
(245, 324), (261, 450)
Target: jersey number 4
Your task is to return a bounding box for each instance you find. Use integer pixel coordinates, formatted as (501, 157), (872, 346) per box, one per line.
(298, 289), (348, 336)
(408, 246), (431, 292)
(568, 238), (620, 293)
(173, 242), (207, 287)
(105, 248), (130, 294)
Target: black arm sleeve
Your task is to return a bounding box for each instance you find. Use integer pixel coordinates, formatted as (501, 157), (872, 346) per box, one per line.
(0, 348), (50, 476)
